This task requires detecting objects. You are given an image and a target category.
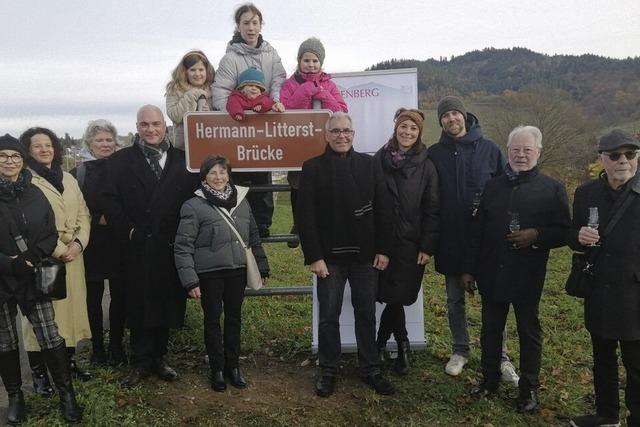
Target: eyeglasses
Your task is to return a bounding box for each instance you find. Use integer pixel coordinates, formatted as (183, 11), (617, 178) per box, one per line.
(602, 150), (639, 161)
(0, 153), (23, 163)
(328, 128), (355, 137)
(137, 121), (165, 130)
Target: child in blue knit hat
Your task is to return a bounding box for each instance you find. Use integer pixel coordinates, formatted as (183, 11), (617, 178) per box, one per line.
(226, 67), (274, 121)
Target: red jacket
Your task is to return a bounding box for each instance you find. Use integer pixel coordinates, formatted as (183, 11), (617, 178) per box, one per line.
(226, 90), (274, 121)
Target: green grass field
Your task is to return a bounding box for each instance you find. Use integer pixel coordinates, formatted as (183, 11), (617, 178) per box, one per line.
(19, 194), (613, 427)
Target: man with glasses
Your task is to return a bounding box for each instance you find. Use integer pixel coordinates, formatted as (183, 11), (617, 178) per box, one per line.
(460, 125), (570, 412)
(568, 130), (640, 427)
(297, 112), (395, 397)
(103, 105), (198, 387)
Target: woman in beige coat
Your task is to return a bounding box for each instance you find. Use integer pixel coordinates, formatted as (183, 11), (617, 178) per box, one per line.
(19, 127), (93, 397)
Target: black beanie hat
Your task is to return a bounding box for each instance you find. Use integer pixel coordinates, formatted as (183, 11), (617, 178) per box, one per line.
(0, 134), (26, 156)
(437, 96), (467, 126)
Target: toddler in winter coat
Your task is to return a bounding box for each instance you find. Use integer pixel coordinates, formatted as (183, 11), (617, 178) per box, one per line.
(226, 67), (274, 121)
(280, 37), (348, 247)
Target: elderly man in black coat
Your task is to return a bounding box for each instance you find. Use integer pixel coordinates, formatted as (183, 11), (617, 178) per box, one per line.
(103, 105), (198, 387)
(462, 125), (570, 413)
(297, 112), (395, 398)
(568, 130), (640, 427)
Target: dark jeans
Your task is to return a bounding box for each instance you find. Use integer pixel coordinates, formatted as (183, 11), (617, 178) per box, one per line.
(317, 262), (380, 376)
(591, 333), (640, 425)
(231, 171), (273, 231)
(130, 327), (169, 370)
(86, 278), (126, 350)
(200, 270), (245, 371)
(480, 298), (541, 391)
(377, 303), (407, 346)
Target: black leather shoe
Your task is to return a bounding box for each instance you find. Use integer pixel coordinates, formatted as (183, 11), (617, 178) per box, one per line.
(153, 358), (178, 382)
(120, 366), (149, 388)
(470, 382), (498, 399)
(314, 374), (335, 397)
(210, 370), (226, 392)
(394, 340), (410, 376)
(6, 391), (26, 425)
(517, 389), (539, 413)
(224, 367), (247, 389)
(363, 373), (395, 395)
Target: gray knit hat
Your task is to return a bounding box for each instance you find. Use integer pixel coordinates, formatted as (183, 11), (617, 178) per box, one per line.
(437, 96), (467, 125)
(297, 37), (325, 66)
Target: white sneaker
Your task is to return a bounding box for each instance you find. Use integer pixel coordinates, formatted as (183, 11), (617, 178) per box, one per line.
(445, 354), (468, 376)
(500, 361), (519, 386)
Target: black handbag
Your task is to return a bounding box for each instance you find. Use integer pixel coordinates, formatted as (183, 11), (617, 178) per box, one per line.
(565, 190), (636, 298)
(0, 204), (67, 300)
(565, 252), (595, 298)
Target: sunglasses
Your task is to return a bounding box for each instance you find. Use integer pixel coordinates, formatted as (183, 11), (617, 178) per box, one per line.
(602, 150), (639, 161)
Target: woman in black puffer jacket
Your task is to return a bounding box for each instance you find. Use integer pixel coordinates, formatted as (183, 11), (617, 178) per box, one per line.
(0, 134), (82, 424)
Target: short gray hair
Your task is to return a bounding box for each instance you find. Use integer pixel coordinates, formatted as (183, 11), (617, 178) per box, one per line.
(507, 125), (542, 149)
(83, 119), (118, 147)
(325, 111), (353, 131)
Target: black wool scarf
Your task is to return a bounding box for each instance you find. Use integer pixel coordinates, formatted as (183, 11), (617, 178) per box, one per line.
(0, 169), (31, 201)
(200, 181), (237, 210)
(26, 157), (64, 193)
(134, 135), (170, 179)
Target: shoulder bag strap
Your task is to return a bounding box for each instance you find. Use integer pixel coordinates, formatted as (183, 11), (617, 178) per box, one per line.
(214, 206), (249, 249)
(0, 202), (29, 253)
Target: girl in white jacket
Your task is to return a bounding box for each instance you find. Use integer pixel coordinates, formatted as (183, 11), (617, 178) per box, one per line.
(165, 50), (215, 150)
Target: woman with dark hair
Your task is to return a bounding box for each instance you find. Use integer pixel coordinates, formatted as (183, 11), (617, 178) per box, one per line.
(165, 50), (216, 150)
(19, 127), (93, 397)
(211, 2), (287, 238)
(0, 134), (82, 423)
(374, 109), (440, 375)
(70, 119), (127, 365)
(174, 155), (269, 391)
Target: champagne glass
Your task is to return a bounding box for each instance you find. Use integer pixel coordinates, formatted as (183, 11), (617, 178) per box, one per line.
(587, 207), (599, 246)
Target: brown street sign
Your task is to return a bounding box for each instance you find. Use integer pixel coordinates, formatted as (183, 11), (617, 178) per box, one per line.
(183, 110), (331, 172)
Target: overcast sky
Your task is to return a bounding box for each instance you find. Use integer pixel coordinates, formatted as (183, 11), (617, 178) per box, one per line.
(1, 0), (639, 138)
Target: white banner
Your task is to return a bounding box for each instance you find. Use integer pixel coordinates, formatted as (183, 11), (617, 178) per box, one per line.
(311, 68), (426, 353)
(332, 68), (419, 154)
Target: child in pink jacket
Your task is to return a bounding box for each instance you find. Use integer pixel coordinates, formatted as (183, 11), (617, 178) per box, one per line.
(280, 38), (348, 247)
(226, 67), (274, 121)
(280, 38), (347, 112)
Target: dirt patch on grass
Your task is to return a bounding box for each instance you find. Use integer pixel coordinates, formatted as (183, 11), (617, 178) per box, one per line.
(143, 356), (382, 426)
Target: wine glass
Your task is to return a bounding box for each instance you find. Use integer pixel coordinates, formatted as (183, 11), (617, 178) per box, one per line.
(587, 207), (599, 246)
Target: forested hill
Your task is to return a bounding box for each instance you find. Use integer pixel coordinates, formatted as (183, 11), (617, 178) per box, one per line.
(367, 47), (640, 125)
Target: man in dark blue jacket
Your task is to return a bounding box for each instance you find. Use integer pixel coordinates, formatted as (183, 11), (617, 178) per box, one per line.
(428, 97), (517, 382)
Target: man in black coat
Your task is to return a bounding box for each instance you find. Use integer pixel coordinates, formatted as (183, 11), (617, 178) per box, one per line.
(103, 105), (198, 387)
(297, 112), (395, 397)
(427, 96), (517, 382)
(568, 130), (640, 427)
(462, 125), (570, 413)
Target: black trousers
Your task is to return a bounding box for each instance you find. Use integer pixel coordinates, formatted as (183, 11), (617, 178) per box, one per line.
(481, 298), (542, 391)
(231, 171), (273, 231)
(86, 278), (126, 350)
(199, 270), (246, 371)
(590, 333), (640, 425)
(377, 303), (407, 346)
(130, 327), (169, 370)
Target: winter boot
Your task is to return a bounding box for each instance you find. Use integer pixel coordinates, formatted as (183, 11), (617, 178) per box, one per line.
(0, 350), (26, 424)
(27, 350), (54, 398)
(42, 343), (82, 423)
(394, 340), (410, 376)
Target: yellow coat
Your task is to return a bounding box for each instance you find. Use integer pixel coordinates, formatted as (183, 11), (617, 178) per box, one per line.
(22, 169), (92, 350)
